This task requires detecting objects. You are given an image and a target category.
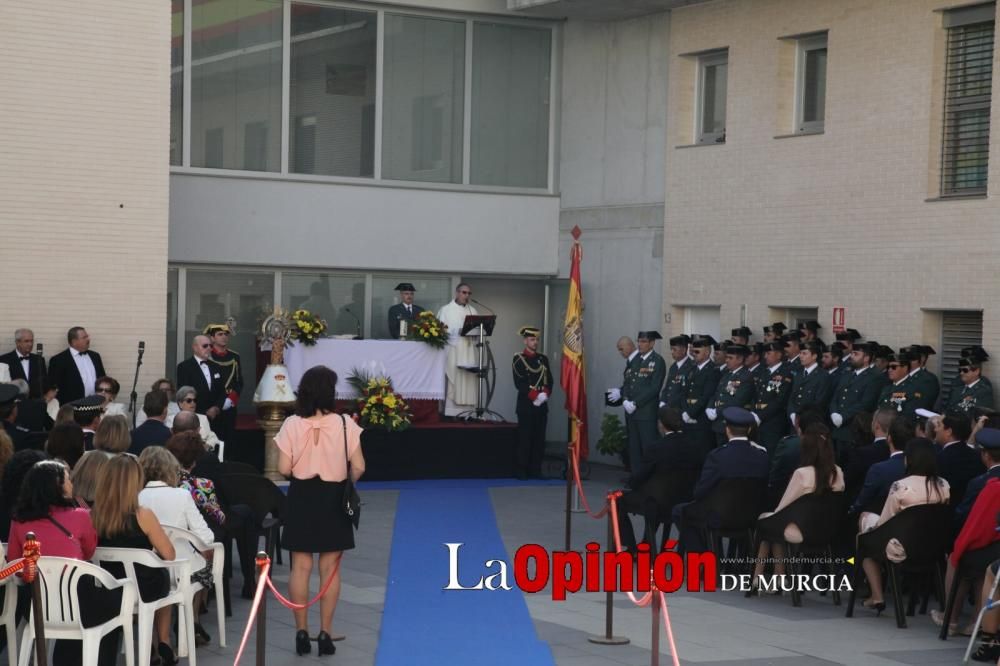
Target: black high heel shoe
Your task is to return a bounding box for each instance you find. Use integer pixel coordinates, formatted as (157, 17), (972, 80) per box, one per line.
(157, 642), (179, 666)
(295, 630), (311, 656)
(317, 631), (336, 656)
(862, 599), (886, 616)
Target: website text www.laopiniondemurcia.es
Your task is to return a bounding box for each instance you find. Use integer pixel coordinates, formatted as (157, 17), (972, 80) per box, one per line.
(442, 542), (853, 599)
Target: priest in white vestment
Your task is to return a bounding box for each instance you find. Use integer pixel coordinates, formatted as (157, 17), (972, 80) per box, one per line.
(436, 283), (480, 416)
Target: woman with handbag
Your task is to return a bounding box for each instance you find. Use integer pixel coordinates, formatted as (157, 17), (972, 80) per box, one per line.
(276, 365), (365, 657)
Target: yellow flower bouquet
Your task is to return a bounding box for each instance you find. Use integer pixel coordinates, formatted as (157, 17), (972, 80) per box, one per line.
(407, 310), (449, 349)
(290, 309), (327, 346)
(347, 368), (411, 431)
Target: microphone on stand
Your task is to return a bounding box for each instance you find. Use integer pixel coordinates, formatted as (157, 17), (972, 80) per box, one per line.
(344, 307), (362, 340)
(470, 298), (495, 315)
(35, 343), (43, 357)
(129, 341), (145, 430)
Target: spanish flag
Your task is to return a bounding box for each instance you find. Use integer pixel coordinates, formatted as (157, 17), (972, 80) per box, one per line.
(561, 227), (589, 459)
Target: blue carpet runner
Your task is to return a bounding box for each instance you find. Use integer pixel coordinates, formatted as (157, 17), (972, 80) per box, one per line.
(374, 479), (556, 665)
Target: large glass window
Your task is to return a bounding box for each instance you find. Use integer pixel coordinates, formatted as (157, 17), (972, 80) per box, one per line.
(171, 1), (183, 166)
(190, 0), (282, 172)
(382, 15), (465, 183)
(470, 22), (551, 188)
(371, 276), (452, 339)
(289, 5), (376, 177)
(166, 268), (178, 374)
(185, 270), (274, 413)
(797, 35), (827, 133)
(281, 273), (366, 337)
(697, 51), (727, 144)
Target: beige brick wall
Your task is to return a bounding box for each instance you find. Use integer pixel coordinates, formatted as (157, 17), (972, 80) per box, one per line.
(664, 0), (1000, 381)
(0, 0), (170, 393)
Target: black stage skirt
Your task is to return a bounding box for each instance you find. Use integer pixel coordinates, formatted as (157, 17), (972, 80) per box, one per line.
(282, 476), (355, 553)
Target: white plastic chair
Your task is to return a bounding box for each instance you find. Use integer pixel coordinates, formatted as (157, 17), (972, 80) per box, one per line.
(18, 556), (136, 666)
(93, 547), (195, 666)
(0, 545), (18, 666)
(162, 526), (226, 648)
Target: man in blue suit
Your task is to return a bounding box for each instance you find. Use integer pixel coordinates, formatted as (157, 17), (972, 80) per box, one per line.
(849, 415), (915, 518)
(129, 390), (172, 455)
(673, 407), (769, 553)
(935, 411), (983, 510)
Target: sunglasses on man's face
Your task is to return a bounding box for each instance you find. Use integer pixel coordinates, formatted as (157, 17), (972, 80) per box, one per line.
(888, 364), (902, 369)
(959, 368), (973, 374)
(96, 388), (113, 394)
(200, 344), (211, 349)
(182, 398), (196, 403)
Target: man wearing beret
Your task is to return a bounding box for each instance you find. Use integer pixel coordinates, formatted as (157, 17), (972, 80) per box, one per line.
(946, 352), (994, 414)
(672, 407), (768, 553)
(681, 335), (722, 458)
(387, 282), (425, 340)
(708, 344), (755, 447)
(829, 342), (883, 455)
(205, 323), (243, 445)
(659, 335), (694, 410)
(512, 326), (552, 479)
(619, 331), (667, 475)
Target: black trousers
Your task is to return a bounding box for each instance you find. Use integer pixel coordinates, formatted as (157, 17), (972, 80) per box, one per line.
(515, 405), (548, 478)
(210, 407), (237, 448)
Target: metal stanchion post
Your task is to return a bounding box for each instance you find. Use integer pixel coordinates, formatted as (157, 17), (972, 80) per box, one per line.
(256, 552), (269, 666)
(588, 508), (629, 646)
(24, 532), (46, 666)
(650, 589), (660, 666)
(565, 443), (574, 551)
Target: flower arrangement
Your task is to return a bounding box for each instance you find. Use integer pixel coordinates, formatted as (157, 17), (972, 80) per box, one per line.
(407, 310), (449, 349)
(290, 309), (327, 346)
(346, 368), (411, 431)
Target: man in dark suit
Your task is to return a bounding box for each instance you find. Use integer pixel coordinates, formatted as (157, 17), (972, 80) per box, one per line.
(954, 428), (1000, 529)
(129, 390), (172, 455)
(843, 408), (894, 505)
(708, 344), (755, 446)
(672, 407), (769, 553)
(849, 415), (914, 516)
(935, 411), (983, 508)
(47, 327), (105, 404)
(830, 342), (883, 456)
(0, 328), (47, 398)
(658, 335), (694, 410)
(176, 335), (225, 418)
(387, 282), (425, 340)
(788, 342), (833, 421)
(617, 407), (702, 550)
(753, 341), (793, 453)
(681, 335), (721, 458)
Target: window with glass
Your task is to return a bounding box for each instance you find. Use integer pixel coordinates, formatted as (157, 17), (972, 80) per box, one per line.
(382, 15), (465, 183)
(470, 22), (551, 188)
(281, 273), (366, 338)
(185, 270), (274, 413)
(942, 6), (995, 196)
(289, 5), (376, 177)
(697, 51), (728, 144)
(166, 268), (178, 374)
(190, 0), (282, 172)
(371, 276), (452, 339)
(170, 1), (183, 166)
(796, 35), (827, 133)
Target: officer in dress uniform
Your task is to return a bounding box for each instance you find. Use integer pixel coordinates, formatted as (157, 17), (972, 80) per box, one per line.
(619, 331), (667, 473)
(946, 350), (994, 414)
(823, 342), (847, 390)
(800, 320), (824, 345)
(682, 335), (721, 458)
(731, 327), (752, 347)
(788, 341), (833, 422)
(763, 322), (787, 344)
(606, 337), (639, 468)
(512, 326), (552, 479)
(835, 329), (862, 370)
(713, 340), (730, 371)
(387, 282), (425, 340)
(745, 342), (766, 392)
(877, 349), (920, 417)
(752, 341), (793, 453)
(659, 335), (694, 410)
(708, 344), (755, 447)
(205, 323), (243, 445)
(782, 331), (804, 375)
(901, 344), (940, 411)
(829, 342), (883, 457)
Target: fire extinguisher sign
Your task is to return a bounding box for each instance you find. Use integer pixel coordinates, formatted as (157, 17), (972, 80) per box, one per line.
(832, 307), (846, 334)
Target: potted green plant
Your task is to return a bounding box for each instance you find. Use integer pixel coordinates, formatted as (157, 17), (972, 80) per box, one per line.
(596, 413), (627, 464)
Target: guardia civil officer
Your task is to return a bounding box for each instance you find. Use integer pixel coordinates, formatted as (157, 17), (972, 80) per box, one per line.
(877, 349), (920, 417)
(681, 335), (721, 458)
(512, 326), (552, 479)
(752, 341), (793, 453)
(619, 331), (667, 472)
(707, 344), (755, 447)
(829, 342), (882, 457)
(835, 329), (862, 370)
(387, 282), (425, 339)
(788, 341), (833, 422)
(659, 335), (694, 410)
(731, 327), (752, 347)
(901, 344), (940, 411)
(946, 350), (994, 414)
(782, 331), (804, 375)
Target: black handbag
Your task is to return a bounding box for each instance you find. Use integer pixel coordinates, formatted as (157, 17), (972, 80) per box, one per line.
(341, 414), (361, 529)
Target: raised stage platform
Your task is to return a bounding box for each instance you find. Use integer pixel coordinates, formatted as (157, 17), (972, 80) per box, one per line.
(230, 414), (517, 480)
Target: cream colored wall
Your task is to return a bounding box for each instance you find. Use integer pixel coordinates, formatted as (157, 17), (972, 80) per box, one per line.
(663, 0), (1000, 379)
(0, 0), (170, 388)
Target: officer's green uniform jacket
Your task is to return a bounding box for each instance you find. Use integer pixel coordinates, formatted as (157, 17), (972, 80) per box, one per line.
(623, 350), (666, 421)
(830, 365), (882, 446)
(907, 368), (939, 411)
(945, 379), (995, 414)
(877, 376), (920, 417)
(659, 357), (696, 410)
(711, 366), (755, 434)
(788, 365), (833, 416)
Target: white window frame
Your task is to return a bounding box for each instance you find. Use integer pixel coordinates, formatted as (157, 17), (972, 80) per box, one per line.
(696, 50), (728, 144)
(795, 34), (828, 134)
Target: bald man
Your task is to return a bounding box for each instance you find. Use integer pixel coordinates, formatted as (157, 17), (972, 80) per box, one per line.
(606, 336), (639, 467)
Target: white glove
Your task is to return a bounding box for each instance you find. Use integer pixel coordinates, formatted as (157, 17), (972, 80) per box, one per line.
(623, 400), (636, 415)
(659, 401), (666, 408)
(789, 412), (796, 425)
(607, 388), (621, 402)
(537, 392), (548, 405)
(705, 407), (717, 421)
(752, 412), (761, 426)
(532, 397), (544, 407)
(223, 398), (234, 410)
(831, 412), (844, 428)
(682, 412), (696, 425)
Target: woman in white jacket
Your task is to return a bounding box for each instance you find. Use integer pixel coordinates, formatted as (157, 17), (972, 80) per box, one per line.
(165, 386), (222, 453)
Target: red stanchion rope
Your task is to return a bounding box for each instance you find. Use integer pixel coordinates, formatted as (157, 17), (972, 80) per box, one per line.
(233, 557), (270, 666)
(264, 555), (341, 610)
(569, 443), (609, 519)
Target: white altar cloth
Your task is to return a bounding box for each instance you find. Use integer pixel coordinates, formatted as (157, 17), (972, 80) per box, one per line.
(284, 339), (447, 400)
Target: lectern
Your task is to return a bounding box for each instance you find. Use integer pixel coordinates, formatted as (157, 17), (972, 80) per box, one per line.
(457, 315), (504, 421)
